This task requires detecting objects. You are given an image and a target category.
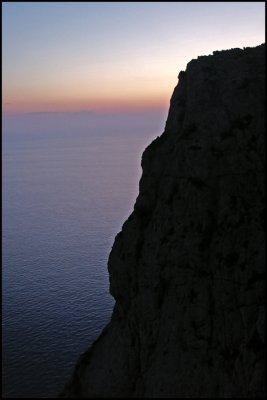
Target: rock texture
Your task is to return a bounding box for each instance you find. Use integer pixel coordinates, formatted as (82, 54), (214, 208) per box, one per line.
(61, 44), (265, 398)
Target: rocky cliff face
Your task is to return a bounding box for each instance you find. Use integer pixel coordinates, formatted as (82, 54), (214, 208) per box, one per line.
(61, 44), (265, 398)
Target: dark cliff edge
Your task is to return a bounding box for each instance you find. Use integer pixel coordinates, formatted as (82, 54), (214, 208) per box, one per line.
(60, 44), (265, 398)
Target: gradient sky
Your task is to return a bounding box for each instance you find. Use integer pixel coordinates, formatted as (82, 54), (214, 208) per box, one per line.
(2, 2), (265, 114)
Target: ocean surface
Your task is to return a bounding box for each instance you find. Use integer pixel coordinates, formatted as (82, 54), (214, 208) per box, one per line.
(2, 111), (166, 398)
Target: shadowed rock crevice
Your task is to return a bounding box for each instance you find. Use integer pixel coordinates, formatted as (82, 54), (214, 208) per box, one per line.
(61, 43), (265, 398)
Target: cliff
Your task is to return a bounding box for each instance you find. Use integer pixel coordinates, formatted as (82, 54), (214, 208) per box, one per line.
(61, 44), (265, 398)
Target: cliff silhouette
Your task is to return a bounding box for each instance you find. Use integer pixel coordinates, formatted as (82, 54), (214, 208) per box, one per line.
(61, 43), (265, 398)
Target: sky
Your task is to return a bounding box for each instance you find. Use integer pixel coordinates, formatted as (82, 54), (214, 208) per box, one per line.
(2, 2), (265, 115)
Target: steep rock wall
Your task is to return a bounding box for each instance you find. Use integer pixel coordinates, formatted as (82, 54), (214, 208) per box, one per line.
(61, 44), (265, 398)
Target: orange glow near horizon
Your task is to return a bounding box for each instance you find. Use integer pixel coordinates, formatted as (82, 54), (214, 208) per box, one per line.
(2, 89), (172, 114)
(2, 54), (177, 114)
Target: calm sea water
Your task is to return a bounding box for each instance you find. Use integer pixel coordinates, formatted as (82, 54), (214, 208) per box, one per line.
(2, 111), (165, 398)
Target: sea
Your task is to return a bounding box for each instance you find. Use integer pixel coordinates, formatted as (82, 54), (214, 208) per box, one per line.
(2, 110), (166, 398)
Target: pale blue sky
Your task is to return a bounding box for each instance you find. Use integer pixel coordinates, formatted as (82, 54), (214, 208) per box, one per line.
(2, 2), (265, 113)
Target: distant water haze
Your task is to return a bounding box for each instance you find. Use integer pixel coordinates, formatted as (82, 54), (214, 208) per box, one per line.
(3, 109), (167, 135)
(2, 110), (166, 398)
